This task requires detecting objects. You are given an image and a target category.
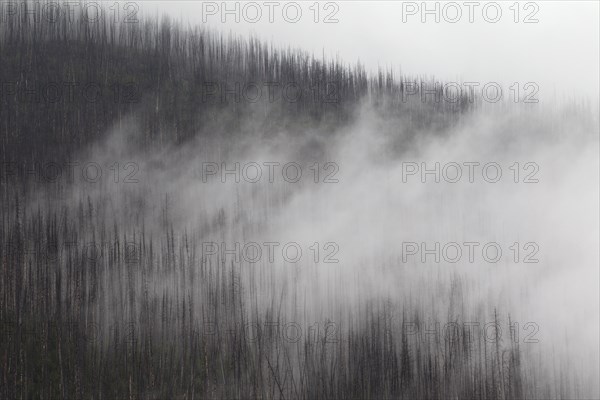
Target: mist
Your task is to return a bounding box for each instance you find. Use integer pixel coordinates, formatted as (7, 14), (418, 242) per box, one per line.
(1, 1), (598, 399)
(22, 97), (596, 397)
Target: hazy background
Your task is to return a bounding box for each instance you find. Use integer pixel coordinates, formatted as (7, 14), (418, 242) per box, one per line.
(141, 0), (600, 103)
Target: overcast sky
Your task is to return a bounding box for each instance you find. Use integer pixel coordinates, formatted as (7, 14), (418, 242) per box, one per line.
(141, 1), (599, 103)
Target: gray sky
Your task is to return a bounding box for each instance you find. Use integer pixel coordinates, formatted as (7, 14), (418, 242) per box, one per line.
(141, 1), (599, 103)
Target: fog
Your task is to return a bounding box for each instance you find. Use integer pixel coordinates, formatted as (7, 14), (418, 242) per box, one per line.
(3, 1), (598, 398)
(35, 97), (598, 397)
